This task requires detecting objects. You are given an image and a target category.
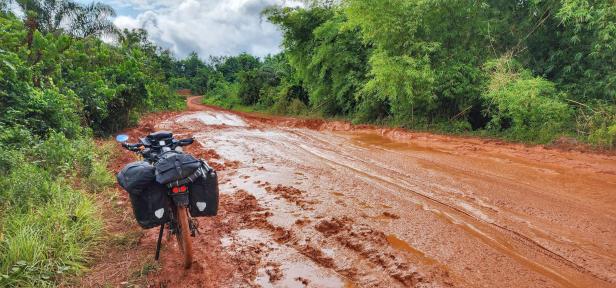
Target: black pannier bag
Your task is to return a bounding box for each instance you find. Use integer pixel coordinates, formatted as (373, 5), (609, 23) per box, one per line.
(117, 161), (169, 229)
(154, 151), (201, 185)
(188, 164), (219, 217)
(128, 182), (170, 228)
(116, 161), (155, 194)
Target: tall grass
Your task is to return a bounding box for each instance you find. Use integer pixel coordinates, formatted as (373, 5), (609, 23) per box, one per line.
(0, 134), (112, 287)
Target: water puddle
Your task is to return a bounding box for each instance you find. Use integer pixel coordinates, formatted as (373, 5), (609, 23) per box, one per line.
(177, 111), (247, 127)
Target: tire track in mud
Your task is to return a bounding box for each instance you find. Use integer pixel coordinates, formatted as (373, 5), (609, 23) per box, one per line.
(285, 134), (590, 287)
(236, 184), (457, 287)
(215, 184), (450, 287)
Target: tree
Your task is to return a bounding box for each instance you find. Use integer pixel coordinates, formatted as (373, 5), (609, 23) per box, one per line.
(213, 53), (261, 82)
(265, 6), (370, 116)
(13, 0), (117, 42)
(15, 0), (79, 34)
(237, 67), (280, 105)
(69, 2), (117, 38)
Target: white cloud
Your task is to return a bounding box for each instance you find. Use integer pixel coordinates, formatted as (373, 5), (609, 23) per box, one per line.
(111, 0), (303, 59)
(113, 15), (140, 30)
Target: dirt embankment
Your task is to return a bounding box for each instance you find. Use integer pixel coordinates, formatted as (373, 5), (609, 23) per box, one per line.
(76, 96), (616, 287)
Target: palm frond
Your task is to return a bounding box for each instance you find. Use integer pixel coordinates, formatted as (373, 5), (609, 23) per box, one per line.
(12, 0), (118, 38)
(69, 2), (118, 38)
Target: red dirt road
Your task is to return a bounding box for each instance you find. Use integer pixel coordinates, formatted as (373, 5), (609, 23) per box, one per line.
(108, 97), (616, 287)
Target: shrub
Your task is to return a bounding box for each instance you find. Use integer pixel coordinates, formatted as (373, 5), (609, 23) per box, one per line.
(482, 58), (572, 142)
(202, 82), (241, 109)
(145, 82), (185, 112)
(353, 95), (390, 124)
(361, 51), (435, 127)
(237, 68), (280, 105)
(30, 132), (93, 177)
(575, 102), (616, 148)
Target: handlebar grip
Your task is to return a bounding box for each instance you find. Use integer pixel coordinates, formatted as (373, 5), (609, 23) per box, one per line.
(179, 137), (194, 146)
(122, 142), (142, 151)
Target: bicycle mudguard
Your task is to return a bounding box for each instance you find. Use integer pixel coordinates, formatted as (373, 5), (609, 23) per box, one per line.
(171, 192), (190, 206)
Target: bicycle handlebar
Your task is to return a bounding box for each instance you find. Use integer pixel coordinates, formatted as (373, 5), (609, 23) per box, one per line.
(121, 137), (194, 154)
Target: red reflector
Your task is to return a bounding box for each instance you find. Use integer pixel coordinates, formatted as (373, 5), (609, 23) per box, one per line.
(172, 187), (179, 193)
(180, 186), (187, 192)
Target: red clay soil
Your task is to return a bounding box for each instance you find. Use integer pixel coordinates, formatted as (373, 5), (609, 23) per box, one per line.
(75, 96), (616, 288)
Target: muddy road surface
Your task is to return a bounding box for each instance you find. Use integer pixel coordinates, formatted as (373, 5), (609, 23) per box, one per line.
(120, 97), (616, 287)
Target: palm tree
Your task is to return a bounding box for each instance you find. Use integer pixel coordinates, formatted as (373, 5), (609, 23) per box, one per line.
(12, 0), (118, 44)
(15, 0), (78, 35)
(69, 2), (118, 38)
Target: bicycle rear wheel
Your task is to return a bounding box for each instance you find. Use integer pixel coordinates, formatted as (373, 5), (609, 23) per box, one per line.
(175, 206), (193, 269)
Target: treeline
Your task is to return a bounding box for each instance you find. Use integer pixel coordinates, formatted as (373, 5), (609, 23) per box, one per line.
(0, 1), (184, 286)
(179, 0), (615, 147)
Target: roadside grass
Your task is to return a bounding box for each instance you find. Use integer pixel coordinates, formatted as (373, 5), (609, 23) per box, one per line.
(59, 139), (158, 287)
(201, 91), (243, 110)
(0, 136), (115, 287)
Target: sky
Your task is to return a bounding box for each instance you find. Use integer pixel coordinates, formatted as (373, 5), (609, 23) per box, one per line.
(75, 0), (304, 60)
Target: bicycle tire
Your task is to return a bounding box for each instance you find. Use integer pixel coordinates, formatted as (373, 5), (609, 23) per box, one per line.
(175, 206), (193, 269)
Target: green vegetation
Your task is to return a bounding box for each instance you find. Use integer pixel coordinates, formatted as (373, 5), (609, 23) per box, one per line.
(172, 0), (614, 148)
(0, 1), (184, 286)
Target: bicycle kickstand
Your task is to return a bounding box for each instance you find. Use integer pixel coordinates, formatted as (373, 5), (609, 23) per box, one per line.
(155, 223), (164, 261)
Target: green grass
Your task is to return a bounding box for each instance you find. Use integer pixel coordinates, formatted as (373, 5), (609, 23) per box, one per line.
(0, 137), (114, 287)
(131, 260), (160, 279)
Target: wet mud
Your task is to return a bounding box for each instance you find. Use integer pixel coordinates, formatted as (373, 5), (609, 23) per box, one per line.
(96, 96), (616, 287)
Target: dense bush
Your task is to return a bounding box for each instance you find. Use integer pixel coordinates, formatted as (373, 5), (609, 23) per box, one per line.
(482, 58), (572, 142)
(224, 0), (614, 147)
(575, 102), (616, 148)
(0, 3), (184, 286)
(237, 67), (281, 105)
